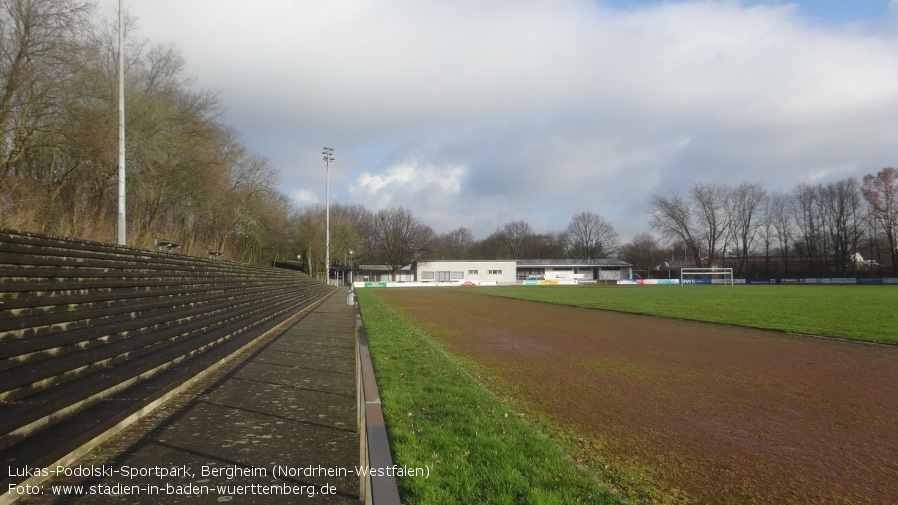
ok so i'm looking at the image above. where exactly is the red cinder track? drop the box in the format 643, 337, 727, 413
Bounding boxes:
372, 288, 898, 505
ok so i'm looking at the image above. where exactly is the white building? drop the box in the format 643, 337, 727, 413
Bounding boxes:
416, 260, 517, 285
354, 264, 415, 283
516, 259, 632, 282
415, 259, 632, 285
351, 258, 633, 287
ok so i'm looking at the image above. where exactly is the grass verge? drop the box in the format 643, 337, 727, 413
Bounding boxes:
356, 289, 622, 505
472, 284, 898, 344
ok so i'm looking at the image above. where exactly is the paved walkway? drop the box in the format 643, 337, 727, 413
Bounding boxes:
23, 290, 360, 504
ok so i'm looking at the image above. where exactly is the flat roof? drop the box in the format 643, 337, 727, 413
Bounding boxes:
364, 259, 633, 270
517, 258, 631, 267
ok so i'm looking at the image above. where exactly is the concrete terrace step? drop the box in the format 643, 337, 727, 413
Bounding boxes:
0, 285, 308, 400
10, 290, 362, 505
0, 229, 335, 496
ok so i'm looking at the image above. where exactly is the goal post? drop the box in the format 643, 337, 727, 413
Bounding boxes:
680, 267, 734, 286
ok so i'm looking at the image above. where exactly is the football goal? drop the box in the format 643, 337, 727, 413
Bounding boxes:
680, 267, 734, 286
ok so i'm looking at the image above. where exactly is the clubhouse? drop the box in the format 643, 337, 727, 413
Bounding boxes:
351, 258, 633, 285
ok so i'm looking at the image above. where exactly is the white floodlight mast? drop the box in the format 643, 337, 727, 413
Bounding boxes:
116, 0, 126, 245
323, 148, 334, 285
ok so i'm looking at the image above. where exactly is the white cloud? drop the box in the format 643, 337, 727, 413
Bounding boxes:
100, 0, 898, 241
291, 189, 318, 207
350, 160, 467, 207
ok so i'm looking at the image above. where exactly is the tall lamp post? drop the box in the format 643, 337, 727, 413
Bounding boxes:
323, 147, 334, 285
116, 0, 126, 245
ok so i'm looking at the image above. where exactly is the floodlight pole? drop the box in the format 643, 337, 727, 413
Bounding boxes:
116, 0, 126, 245
323, 147, 334, 285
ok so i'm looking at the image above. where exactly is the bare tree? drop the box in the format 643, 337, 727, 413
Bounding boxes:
527, 231, 567, 260
432, 226, 474, 260
371, 206, 434, 280
691, 182, 730, 267
0, 2, 302, 265
792, 184, 827, 275
791, 180, 866, 276
565, 211, 620, 259
759, 191, 794, 276
862, 167, 898, 275
496, 220, 534, 259
128, 45, 224, 249
335, 203, 375, 266
0, 0, 95, 229
620, 232, 665, 277
819, 178, 865, 274
470, 231, 502, 260
0, 0, 93, 174
650, 193, 703, 266
291, 204, 326, 278
726, 182, 766, 276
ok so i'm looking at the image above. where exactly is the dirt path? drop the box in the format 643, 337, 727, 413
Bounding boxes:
371, 288, 898, 505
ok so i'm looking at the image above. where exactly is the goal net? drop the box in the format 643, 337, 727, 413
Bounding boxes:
680, 267, 734, 286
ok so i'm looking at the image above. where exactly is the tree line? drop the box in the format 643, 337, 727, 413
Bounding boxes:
288, 205, 621, 280
292, 169, 898, 282
0, 0, 291, 263
648, 170, 898, 278
2, 1, 896, 279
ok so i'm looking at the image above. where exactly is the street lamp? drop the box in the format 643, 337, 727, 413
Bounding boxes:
323, 147, 334, 285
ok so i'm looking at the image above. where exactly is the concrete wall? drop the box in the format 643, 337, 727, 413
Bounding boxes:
416, 260, 517, 285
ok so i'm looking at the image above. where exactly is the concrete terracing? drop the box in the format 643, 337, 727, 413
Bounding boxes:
16, 290, 361, 504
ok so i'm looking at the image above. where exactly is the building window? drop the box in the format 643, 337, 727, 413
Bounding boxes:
451, 271, 464, 280
488, 269, 502, 275
422, 271, 434, 280
468, 270, 478, 275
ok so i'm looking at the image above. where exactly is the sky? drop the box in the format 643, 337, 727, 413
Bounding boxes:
96, 0, 898, 241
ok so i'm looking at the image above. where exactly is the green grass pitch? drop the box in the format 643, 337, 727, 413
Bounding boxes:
471, 284, 898, 345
